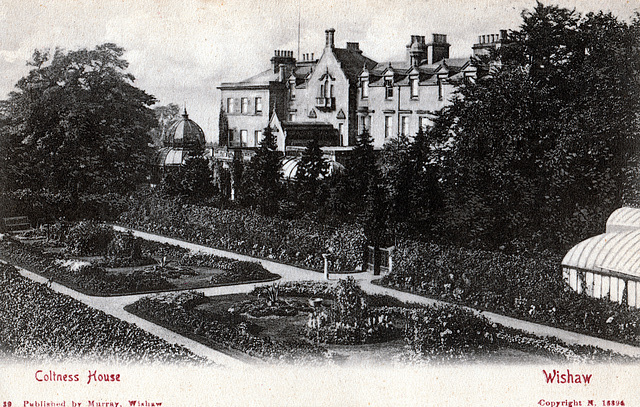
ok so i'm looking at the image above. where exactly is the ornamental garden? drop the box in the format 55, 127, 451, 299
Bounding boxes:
1, 3, 640, 365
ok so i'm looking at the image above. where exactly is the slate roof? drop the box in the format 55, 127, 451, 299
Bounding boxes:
368, 57, 474, 86
332, 47, 378, 82
219, 69, 279, 88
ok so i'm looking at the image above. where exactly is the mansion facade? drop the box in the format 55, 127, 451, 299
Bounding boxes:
217, 28, 495, 157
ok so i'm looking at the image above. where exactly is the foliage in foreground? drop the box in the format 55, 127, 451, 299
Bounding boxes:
381, 239, 640, 346
0, 262, 205, 364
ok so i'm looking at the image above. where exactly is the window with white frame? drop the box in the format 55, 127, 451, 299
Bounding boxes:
241, 98, 248, 114
401, 116, 409, 136
240, 130, 248, 146
411, 77, 419, 98
384, 116, 393, 138
227, 98, 234, 113
361, 79, 369, 99
254, 130, 261, 146
385, 79, 393, 99
255, 97, 262, 114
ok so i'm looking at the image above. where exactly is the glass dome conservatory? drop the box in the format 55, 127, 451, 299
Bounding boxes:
152, 108, 207, 183
562, 207, 640, 308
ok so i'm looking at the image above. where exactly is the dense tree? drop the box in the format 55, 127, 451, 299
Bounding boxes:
150, 103, 180, 147
330, 130, 378, 220
1, 44, 156, 197
295, 138, 329, 210
242, 126, 283, 215
218, 104, 229, 147
160, 154, 215, 200
380, 128, 442, 235
427, 4, 640, 251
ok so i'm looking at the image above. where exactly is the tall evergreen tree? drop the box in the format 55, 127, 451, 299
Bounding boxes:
332, 130, 378, 219
243, 126, 283, 215
218, 103, 229, 147
295, 138, 328, 210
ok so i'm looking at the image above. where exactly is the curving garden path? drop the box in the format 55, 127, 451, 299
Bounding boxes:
8, 226, 640, 367
112, 226, 640, 358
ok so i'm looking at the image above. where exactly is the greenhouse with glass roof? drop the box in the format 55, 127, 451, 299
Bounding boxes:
562, 207, 640, 308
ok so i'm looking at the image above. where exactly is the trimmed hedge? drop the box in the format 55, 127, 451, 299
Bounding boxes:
117, 191, 365, 272
380, 240, 640, 346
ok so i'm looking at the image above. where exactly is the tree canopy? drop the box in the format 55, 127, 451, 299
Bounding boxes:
424, 3, 640, 251
242, 126, 283, 215
0, 43, 157, 198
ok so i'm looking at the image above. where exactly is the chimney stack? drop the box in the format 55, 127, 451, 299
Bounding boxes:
346, 42, 361, 53
325, 28, 335, 49
271, 49, 296, 75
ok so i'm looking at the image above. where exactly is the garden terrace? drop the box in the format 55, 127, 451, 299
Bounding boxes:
117, 192, 365, 273
379, 239, 640, 348
0, 262, 207, 364
125, 280, 631, 365
0, 225, 279, 296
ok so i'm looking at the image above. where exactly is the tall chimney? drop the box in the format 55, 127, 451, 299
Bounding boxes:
325, 28, 335, 49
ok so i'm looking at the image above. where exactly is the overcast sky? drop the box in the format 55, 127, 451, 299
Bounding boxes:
1, 0, 638, 141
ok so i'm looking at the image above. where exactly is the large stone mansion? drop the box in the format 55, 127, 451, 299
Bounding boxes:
216, 28, 504, 170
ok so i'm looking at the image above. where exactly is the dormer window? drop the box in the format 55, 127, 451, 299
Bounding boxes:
361, 79, 369, 99
410, 77, 419, 99
385, 79, 393, 99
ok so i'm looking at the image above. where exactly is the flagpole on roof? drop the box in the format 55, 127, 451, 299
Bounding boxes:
297, 4, 301, 61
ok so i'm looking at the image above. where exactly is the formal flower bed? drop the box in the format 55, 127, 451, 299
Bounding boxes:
1, 227, 279, 294
0, 262, 206, 364
126, 291, 331, 364
208, 261, 278, 285
0, 236, 174, 295
117, 192, 365, 272
379, 240, 640, 347
126, 279, 625, 363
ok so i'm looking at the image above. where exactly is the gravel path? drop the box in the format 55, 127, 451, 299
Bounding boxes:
114, 226, 640, 358
7, 226, 640, 366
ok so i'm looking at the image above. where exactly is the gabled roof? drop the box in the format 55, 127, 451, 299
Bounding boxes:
366, 57, 477, 86
332, 47, 377, 82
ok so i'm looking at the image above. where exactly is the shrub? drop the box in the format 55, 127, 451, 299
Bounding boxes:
99, 232, 156, 268
64, 221, 115, 256
304, 278, 397, 345
404, 306, 498, 358
380, 239, 640, 347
